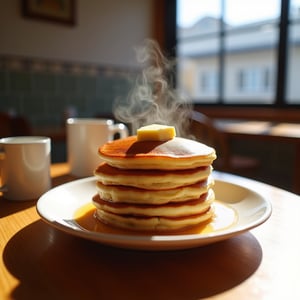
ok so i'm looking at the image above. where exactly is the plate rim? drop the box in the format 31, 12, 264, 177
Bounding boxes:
36, 175, 272, 250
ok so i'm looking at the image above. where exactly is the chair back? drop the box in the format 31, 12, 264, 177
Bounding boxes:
189, 110, 231, 169
0, 112, 13, 138
0, 112, 32, 138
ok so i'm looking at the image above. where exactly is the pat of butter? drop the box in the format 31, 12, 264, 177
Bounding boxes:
137, 124, 176, 141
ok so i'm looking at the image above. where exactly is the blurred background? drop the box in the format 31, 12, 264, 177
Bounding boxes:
0, 0, 299, 193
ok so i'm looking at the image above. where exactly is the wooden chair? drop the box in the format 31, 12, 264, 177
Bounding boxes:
11, 115, 32, 136
0, 112, 13, 138
0, 112, 32, 138
189, 110, 260, 175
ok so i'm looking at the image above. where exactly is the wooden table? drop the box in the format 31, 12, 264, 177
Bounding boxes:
215, 120, 300, 194
1, 163, 300, 299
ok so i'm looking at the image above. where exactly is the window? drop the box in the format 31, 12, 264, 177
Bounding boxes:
237, 68, 273, 92
287, 0, 300, 103
176, 0, 300, 106
201, 70, 218, 93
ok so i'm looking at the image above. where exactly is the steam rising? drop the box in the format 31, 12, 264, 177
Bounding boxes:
114, 39, 192, 137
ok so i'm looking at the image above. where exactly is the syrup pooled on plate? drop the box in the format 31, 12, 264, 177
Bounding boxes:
74, 200, 238, 236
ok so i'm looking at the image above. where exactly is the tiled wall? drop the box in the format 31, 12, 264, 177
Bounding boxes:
0, 55, 136, 128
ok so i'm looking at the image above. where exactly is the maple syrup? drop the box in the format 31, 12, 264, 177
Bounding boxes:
74, 200, 238, 236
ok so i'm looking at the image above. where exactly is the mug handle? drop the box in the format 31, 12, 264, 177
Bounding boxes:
0, 147, 8, 192
111, 123, 129, 139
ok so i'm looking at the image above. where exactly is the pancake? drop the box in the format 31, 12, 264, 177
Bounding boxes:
96, 177, 214, 204
94, 163, 212, 190
93, 189, 214, 218
93, 127, 217, 232
98, 136, 216, 170
95, 206, 214, 232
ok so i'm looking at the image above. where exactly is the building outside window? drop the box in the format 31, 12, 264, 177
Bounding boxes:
176, 0, 300, 106
201, 70, 218, 94
237, 67, 273, 92
287, 0, 300, 103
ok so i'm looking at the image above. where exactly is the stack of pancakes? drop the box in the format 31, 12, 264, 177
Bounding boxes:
93, 135, 217, 232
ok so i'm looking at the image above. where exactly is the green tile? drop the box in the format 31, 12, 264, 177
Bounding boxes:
22, 94, 46, 114
45, 95, 68, 113
57, 74, 77, 93
33, 73, 56, 92
2, 67, 136, 129
68, 95, 86, 113
0, 96, 23, 114
0, 71, 7, 92
77, 75, 97, 96
33, 113, 61, 127
0, 95, 15, 111
9, 71, 32, 92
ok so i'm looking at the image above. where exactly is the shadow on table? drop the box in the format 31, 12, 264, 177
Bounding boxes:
51, 173, 79, 187
3, 220, 262, 300
0, 197, 36, 218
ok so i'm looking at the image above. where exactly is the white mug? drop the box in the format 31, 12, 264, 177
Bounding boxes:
66, 118, 128, 177
0, 136, 51, 201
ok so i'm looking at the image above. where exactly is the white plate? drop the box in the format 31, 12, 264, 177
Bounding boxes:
36, 174, 272, 251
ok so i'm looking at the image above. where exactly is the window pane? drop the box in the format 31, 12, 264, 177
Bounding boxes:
177, 38, 220, 103
224, 0, 280, 26
223, 27, 278, 104
290, 0, 300, 20
177, 0, 221, 103
286, 0, 300, 104
176, 0, 280, 104
223, 0, 280, 104
177, 0, 221, 32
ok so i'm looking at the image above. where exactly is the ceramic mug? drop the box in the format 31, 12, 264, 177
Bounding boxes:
0, 136, 51, 201
66, 118, 128, 177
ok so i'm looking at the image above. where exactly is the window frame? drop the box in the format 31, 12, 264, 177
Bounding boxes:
162, 0, 300, 111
